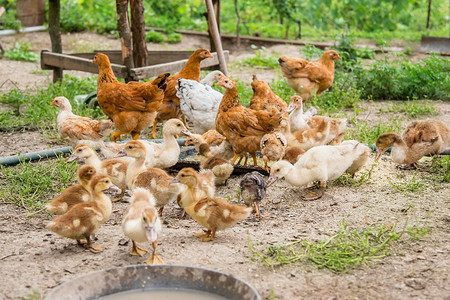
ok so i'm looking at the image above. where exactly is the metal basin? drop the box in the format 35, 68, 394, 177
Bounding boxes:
46, 264, 260, 300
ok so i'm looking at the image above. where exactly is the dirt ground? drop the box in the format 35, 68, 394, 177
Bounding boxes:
0, 31, 449, 300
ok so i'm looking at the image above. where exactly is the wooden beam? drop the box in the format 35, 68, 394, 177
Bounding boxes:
40, 51, 129, 78
205, 0, 228, 75
129, 51, 229, 80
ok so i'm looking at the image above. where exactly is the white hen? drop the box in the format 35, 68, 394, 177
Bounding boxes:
177, 71, 224, 134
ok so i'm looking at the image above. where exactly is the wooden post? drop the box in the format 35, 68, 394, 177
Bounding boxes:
130, 0, 148, 68
204, 0, 220, 52
48, 0, 63, 82
205, 0, 228, 76
426, 0, 432, 29
116, 0, 134, 82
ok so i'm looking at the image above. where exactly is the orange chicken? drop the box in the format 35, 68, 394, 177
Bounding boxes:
150, 49, 214, 139
279, 50, 341, 101
92, 53, 169, 142
249, 75, 287, 114
215, 76, 283, 166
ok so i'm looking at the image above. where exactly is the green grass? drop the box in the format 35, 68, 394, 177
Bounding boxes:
146, 30, 165, 43
430, 156, 450, 182
381, 100, 438, 118
249, 223, 400, 273
345, 118, 402, 145
390, 173, 425, 193
239, 47, 279, 69
333, 164, 375, 187
0, 156, 78, 214
406, 226, 429, 241
3, 42, 39, 62
0, 75, 102, 131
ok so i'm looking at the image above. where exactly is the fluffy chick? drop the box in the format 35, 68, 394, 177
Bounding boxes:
239, 171, 267, 218
198, 143, 234, 185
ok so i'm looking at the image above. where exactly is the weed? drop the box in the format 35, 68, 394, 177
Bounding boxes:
345, 118, 402, 145
268, 78, 293, 103
30, 69, 50, 76
406, 226, 429, 240
300, 44, 324, 60
430, 156, 450, 182
20, 291, 40, 300
333, 164, 375, 187
381, 100, 438, 118
390, 173, 425, 193
4, 42, 39, 62
166, 33, 182, 44
0, 156, 78, 214
146, 30, 165, 43
249, 223, 400, 273
240, 47, 279, 69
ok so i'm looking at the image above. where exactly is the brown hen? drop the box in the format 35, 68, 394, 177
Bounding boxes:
279, 50, 341, 101
92, 53, 170, 142
215, 76, 283, 166
250, 75, 287, 114
150, 48, 214, 138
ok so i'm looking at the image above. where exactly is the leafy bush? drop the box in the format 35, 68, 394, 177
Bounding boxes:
146, 30, 165, 43
240, 47, 279, 69
166, 32, 182, 44
3, 42, 39, 62
356, 57, 450, 101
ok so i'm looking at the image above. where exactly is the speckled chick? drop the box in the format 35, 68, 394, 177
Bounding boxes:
239, 171, 267, 218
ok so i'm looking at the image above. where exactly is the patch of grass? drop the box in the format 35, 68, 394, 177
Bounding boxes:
268, 77, 293, 103
345, 118, 402, 145
430, 156, 450, 182
0, 75, 102, 131
166, 32, 182, 44
390, 173, 425, 193
239, 47, 279, 69
406, 226, 429, 241
356, 56, 450, 101
314, 72, 361, 114
300, 44, 324, 60
4, 42, 39, 62
20, 291, 40, 300
30, 69, 50, 76
381, 100, 438, 118
0, 156, 78, 214
249, 223, 400, 273
146, 30, 165, 43
333, 164, 375, 187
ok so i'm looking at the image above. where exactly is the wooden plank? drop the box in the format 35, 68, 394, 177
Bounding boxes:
40, 51, 128, 78
130, 51, 229, 80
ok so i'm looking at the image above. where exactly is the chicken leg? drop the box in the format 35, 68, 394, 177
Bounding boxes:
253, 201, 267, 219
144, 241, 164, 264
130, 241, 148, 256
194, 230, 211, 237
200, 228, 216, 242
150, 120, 158, 139
252, 153, 258, 167
111, 131, 129, 142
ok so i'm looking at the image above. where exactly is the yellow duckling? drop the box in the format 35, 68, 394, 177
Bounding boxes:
198, 143, 234, 185
122, 188, 163, 264
45, 165, 96, 215
45, 175, 118, 252
376, 119, 450, 169
173, 168, 252, 242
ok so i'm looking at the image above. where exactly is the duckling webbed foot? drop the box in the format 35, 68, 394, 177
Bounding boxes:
130, 241, 148, 256
194, 230, 211, 238
302, 186, 325, 201
200, 229, 216, 242
144, 242, 164, 264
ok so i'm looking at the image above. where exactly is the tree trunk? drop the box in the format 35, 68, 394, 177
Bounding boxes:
426, 0, 432, 29
284, 23, 290, 40
296, 21, 301, 39
116, 0, 134, 81
205, 0, 221, 52
130, 0, 148, 68
234, 0, 241, 48
48, 0, 63, 82
205, 0, 228, 75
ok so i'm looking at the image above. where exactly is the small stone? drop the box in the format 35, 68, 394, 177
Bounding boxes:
405, 278, 426, 290
416, 249, 423, 253
352, 204, 358, 208
118, 239, 128, 246
330, 202, 338, 206
163, 220, 169, 225
34, 252, 42, 256
50, 241, 55, 244
180, 240, 185, 244
416, 256, 426, 260
290, 273, 296, 277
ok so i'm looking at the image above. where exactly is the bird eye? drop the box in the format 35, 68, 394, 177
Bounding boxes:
177, 124, 181, 127
181, 174, 185, 177
128, 145, 132, 149
276, 169, 280, 172
78, 149, 82, 152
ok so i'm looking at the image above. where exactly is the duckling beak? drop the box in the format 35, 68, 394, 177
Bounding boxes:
375, 148, 384, 161
115, 150, 127, 157
145, 226, 158, 243
67, 154, 78, 163
286, 102, 295, 113
266, 175, 278, 187
181, 129, 192, 136
107, 184, 121, 193
170, 178, 180, 184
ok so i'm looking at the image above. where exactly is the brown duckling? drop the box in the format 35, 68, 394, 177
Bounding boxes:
122, 188, 163, 264
45, 175, 119, 252
45, 165, 96, 215
376, 119, 450, 169
173, 168, 252, 242
260, 132, 287, 172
